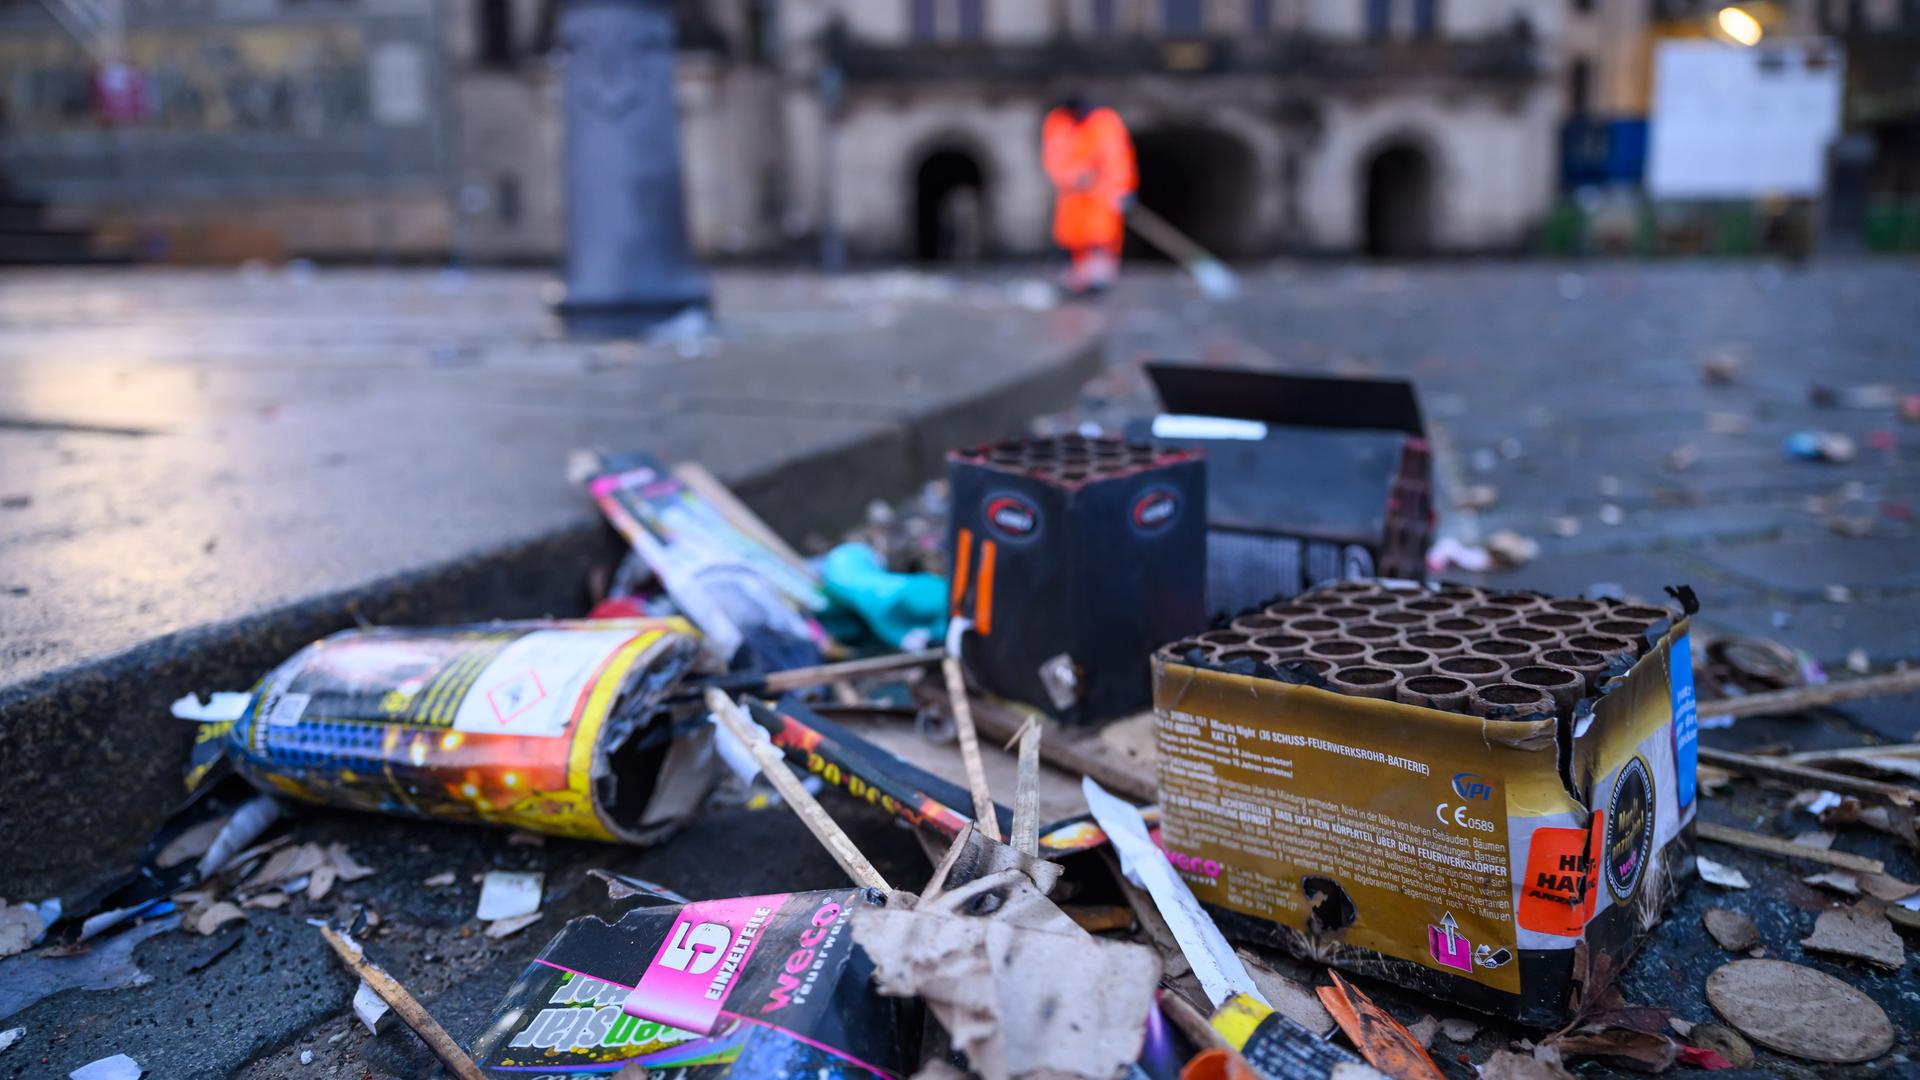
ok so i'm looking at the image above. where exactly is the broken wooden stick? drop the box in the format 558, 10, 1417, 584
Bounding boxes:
1157, 989, 1229, 1051
943, 621, 1002, 841
706, 688, 892, 892
969, 699, 1157, 802
1006, 714, 1043, 857
1695, 822, 1887, 875
1699, 667, 1920, 720
1785, 743, 1920, 763
317, 924, 487, 1080
1697, 747, 1920, 805
762, 648, 944, 693
671, 461, 815, 577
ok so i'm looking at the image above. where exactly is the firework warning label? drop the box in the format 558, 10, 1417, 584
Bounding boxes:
453, 629, 637, 738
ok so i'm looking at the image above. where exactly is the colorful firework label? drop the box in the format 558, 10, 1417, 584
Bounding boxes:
468, 888, 909, 1077
201, 619, 706, 843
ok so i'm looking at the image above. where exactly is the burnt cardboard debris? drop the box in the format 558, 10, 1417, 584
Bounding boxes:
466, 888, 912, 1078
1128, 364, 1433, 616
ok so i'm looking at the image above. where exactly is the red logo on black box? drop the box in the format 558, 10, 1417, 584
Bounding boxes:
1131, 488, 1179, 532
985, 495, 1038, 540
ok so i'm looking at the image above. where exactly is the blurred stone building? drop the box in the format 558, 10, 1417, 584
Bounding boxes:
4, 0, 1906, 263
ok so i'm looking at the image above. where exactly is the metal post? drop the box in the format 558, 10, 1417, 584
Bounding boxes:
816, 59, 846, 273
554, 0, 709, 335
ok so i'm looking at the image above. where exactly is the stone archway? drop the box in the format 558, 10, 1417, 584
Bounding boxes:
913, 147, 988, 262
1363, 142, 1434, 258
1132, 125, 1259, 259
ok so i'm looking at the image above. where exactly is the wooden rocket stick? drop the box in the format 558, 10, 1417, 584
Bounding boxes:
944, 618, 1002, 841
706, 687, 892, 892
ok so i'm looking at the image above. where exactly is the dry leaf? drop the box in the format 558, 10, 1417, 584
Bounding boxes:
1706, 959, 1894, 1063
241, 893, 287, 910
1791, 830, 1835, 850
1476, 1049, 1576, 1080
244, 843, 326, 889
1234, 948, 1335, 1036
155, 817, 230, 869
307, 864, 337, 902
1486, 530, 1539, 568
423, 871, 456, 888
485, 913, 544, 939
1688, 1024, 1754, 1069
1859, 872, 1920, 903
1696, 765, 1733, 796
1800, 903, 1905, 969
1803, 870, 1860, 895
0, 902, 45, 958
1544, 1027, 1677, 1072
1698, 857, 1751, 889
326, 843, 375, 882
192, 902, 247, 936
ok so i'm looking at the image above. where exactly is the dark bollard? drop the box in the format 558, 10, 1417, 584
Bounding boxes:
554, 0, 709, 336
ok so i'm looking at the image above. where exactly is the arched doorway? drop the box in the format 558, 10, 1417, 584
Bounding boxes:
1363, 143, 1433, 258
913, 148, 987, 262
1132, 127, 1259, 259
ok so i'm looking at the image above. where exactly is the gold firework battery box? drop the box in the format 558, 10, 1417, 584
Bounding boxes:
1152, 595, 1700, 1024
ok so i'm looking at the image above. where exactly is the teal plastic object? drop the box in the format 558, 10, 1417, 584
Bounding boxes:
820, 543, 947, 651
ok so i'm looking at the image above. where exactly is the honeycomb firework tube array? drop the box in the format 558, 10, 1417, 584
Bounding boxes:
1149, 578, 1701, 1023
945, 433, 1206, 724
1159, 580, 1683, 722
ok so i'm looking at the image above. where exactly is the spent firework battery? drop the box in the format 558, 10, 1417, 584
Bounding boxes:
189, 619, 716, 844
750, 697, 1157, 857
468, 887, 913, 1077
1126, 364, 1433, 617
946, 435, 1206, 725
1152, 580, 1700, 1024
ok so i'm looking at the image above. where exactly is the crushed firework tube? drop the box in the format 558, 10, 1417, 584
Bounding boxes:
1206, 994, 1361, 1080
185, 618, 716, 844
752, 697, 1155, 857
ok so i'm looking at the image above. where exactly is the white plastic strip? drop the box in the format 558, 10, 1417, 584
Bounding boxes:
1082, 777, 1269, 1009
170, 692, 253, 723
1150, 414, 1269, 441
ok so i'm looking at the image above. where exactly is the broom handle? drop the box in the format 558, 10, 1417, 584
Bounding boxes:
1126, 203, 1219, 268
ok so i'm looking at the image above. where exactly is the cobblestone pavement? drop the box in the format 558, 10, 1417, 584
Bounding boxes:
4, 260, 1915, 1080
1088, 259, 1920, 697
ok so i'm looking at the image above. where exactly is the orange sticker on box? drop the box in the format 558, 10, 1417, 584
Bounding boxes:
1518, 817, 1599, 936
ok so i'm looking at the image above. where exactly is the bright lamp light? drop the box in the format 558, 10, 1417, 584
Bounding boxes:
1717, 6, 1764, 46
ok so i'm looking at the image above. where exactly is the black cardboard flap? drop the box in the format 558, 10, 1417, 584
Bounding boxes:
1146, 362, 1426, 437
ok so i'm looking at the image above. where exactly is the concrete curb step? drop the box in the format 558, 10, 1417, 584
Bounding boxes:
0, 331, 1104, 900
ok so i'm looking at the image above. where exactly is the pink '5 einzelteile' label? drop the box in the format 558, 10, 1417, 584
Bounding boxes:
623, 893, 790, 1034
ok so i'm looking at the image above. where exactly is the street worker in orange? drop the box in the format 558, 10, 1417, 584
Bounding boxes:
1042, 96, 1137, 295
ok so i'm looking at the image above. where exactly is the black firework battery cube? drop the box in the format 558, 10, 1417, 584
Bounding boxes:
946, 435, 1206, 725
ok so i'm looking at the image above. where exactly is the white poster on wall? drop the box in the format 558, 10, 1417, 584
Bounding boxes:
369, 41, 429, 127
1647, 39, 1844, 199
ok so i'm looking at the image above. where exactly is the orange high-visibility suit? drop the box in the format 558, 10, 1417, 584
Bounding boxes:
1042, 105, 1136, 290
